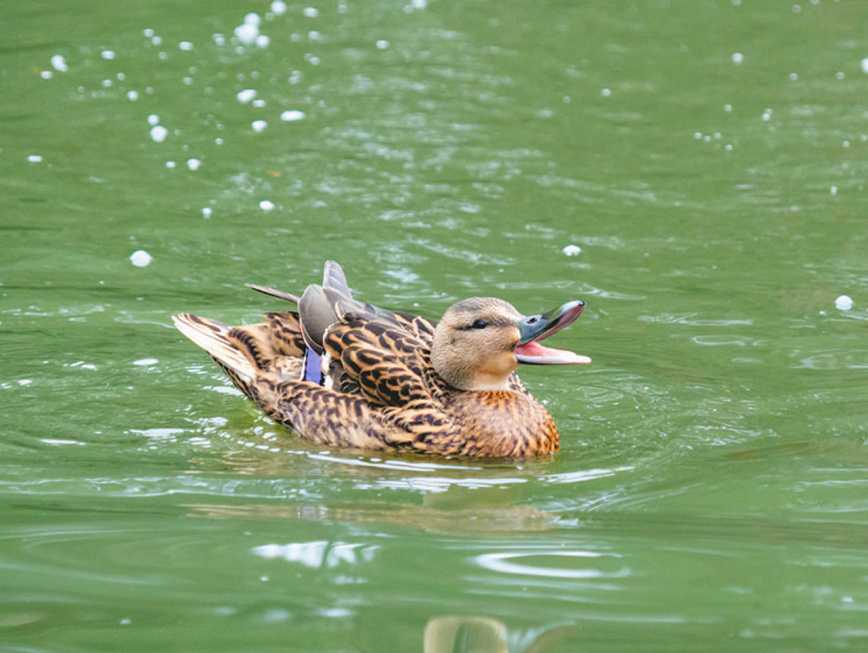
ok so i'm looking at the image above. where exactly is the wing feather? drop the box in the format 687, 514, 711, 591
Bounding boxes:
324, 319, 433, 407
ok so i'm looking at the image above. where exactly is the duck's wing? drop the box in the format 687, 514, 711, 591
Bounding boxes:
323, 318, 436, 408
173, 311, 305, 396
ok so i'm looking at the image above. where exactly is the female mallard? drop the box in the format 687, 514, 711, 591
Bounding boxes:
173, 261, 590, 457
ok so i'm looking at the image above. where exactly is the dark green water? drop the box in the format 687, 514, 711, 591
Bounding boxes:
2, 1, 866, 651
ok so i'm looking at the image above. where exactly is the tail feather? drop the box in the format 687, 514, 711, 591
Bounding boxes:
246, 284, 300, 304
173, 314, 257, 384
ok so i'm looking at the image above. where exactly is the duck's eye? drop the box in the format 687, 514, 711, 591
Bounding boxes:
471, 319, 487, 329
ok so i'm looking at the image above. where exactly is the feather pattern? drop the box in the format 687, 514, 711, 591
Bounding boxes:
173, 261, 589, 457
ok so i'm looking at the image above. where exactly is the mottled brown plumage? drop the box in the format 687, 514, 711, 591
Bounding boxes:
173, 261, 590, 458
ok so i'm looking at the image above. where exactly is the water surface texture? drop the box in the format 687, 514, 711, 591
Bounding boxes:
2, 1, 866, 651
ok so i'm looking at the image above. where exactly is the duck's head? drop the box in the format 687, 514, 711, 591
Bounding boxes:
431, 297, 590, 391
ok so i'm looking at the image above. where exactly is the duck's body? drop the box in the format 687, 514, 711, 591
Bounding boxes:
173, 261, 589, 458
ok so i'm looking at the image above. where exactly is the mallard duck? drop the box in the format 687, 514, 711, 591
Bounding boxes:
173, 261, 590, 457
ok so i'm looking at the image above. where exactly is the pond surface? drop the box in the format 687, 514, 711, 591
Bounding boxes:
2, 1, 866, 651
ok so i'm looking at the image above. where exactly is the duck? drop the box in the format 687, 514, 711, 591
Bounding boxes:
172, 261, 590, 457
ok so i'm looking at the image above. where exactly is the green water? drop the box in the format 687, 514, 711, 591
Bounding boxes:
2, 0, 866, 650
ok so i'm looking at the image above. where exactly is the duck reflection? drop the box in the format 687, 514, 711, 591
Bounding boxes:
183, 497, 558, 534
424, 616, 579, 653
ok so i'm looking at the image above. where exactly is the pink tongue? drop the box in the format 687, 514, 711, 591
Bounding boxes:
514, 341, 591, 365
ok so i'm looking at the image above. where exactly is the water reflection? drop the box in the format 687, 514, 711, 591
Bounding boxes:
424, 616, 581, 653
185, 499, 559, 534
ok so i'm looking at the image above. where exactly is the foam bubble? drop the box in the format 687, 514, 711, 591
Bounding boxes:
304, 7, 319, 17
40, 70, 53, 79
835, 295, 853, 311
260, 200, 275, 211
280, 109, 306, 122
256, 34, 271, 48
27, 154, 43, 163
130, 250, 152, 267
101, 49, 116, 60
187, 158, 202, 171
237, 88, 257, 103
562, 244, 581, 257
202, 207, 213, 218
376, 39, 389, 50
732, 52, 744, 64
235, 22, 259, 45
252, 120, 268, 132
149, 125, 168, 143
50, 54, 69, 72
179, 41, 194, 51
244, 12, 261, 26
147, 114, 160, 126
271, 1, 287, 15
862, 58, 868, 74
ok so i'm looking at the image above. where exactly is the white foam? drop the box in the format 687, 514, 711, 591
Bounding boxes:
147, 113, 160, 126
133, 358, 159, 366
40, 70, 53, 79
165, 161, 176, 168
252, 99, 266, 108
130, 250, 152, 267
202, 207, 213, 218
244, 12, 262, 26
237, 88, 257, 104
562, 244, 581, 257
179, 41, 194, 51
304, 7, 319, 17
27, 154, 43, 163
256, 34, 271, 48
152, 35, 163, 46
50, 54, 69, 72
101, 49, 116, 60
144, 28, 155, 38
376, 39, 389, 50
280, 109, 306, 122
187, 158, 202, 171
235, 22, 259, 45
149, 125, 168, 143
271, 0, 287, 15
260, 200, 275, 211
732, 52, 744, 64
835, 295, 853, 311
252, 119, 268, 132
862, 58, 868, 74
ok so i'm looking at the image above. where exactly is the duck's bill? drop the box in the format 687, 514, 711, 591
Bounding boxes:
515, 300, 591, 365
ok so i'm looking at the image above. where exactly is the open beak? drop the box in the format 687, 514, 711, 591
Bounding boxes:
514, 300, 591, 365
